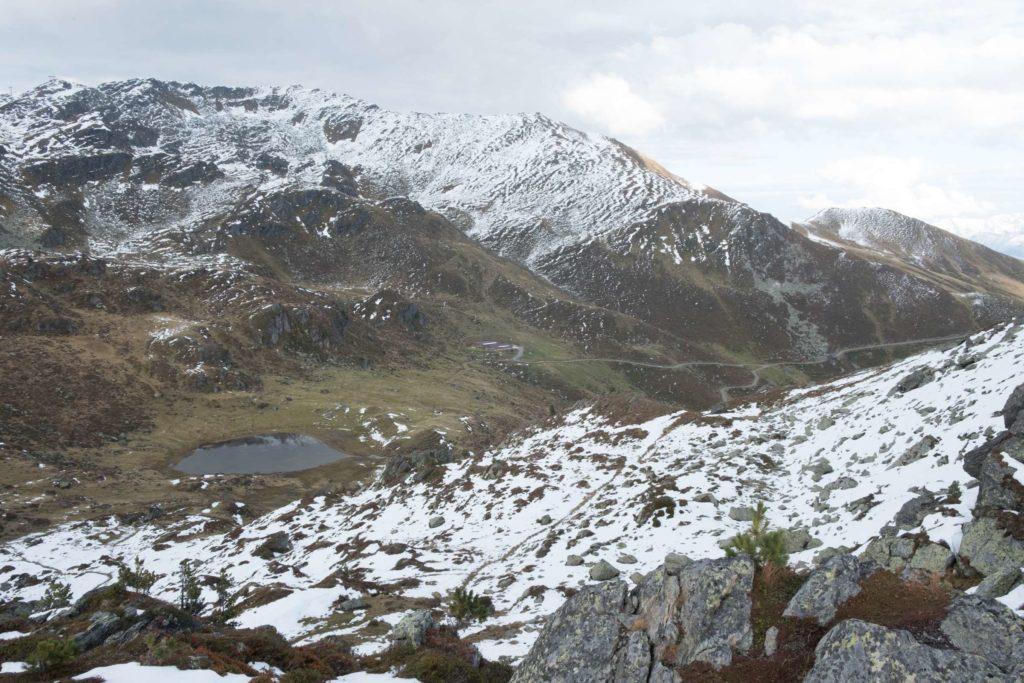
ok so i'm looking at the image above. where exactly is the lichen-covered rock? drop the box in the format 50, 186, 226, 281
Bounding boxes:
590, 560, 620, 581
512, 557, 754, 682
804, 619, 1004, 682
391, 609, 435, 649
907, 542, 953, 574
639, 556, 755, 669
959, 517, 1024, 576
940, 595, 1024, 677
783, 555, 869, 625
510, 581, 629, 683
664, 552, 692, 574
973, 567, 1023, 599
859, 536, 916, 573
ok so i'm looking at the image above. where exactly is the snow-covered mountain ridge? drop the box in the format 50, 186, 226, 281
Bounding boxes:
2, 78, 1023, 363
3, 321, 1022, 661
798, 207, 1024, 301
0, 78, 714, 266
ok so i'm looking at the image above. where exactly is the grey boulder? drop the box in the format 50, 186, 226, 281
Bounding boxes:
959, 517, 1024, 576
940, 594, 1024, 677
512, 557, 755, 682
783, 555, 870, 625
804, 619, 1004, 682
590, 560, 621, 581
391, 609, 435, 648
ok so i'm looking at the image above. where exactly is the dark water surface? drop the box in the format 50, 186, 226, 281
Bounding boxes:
174, 434, 347, 474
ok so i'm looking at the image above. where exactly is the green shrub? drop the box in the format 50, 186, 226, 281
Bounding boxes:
117, 556, 159, 594
724, 501, 788, 568
26, 637, 79, 672
38, 580, 72, 610
178, 559, 203, 614
448, 587, 494, 626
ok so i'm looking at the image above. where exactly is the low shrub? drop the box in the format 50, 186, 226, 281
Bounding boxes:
448, 587, 493, 626
26, 637, 79, 672
117, 556, 159, 594
38, 580, 72, 610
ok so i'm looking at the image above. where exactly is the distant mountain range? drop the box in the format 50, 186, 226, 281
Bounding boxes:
2, 78, 1023, 389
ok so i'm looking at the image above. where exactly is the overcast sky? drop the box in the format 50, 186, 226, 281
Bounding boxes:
2, 0, 1022, 255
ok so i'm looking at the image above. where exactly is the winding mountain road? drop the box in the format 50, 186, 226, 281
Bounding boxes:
499, 332, 969, 404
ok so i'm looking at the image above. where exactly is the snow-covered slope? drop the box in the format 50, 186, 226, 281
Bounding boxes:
3, 322, 1022, 660
798, 207, 1024, 299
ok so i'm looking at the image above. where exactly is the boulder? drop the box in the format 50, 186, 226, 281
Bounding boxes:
1002, 382, 1024, 433
782, 528, 822, 553
73, 611, 123, 651
890, 366, 936, 395
973, 567, 1023, 599
428, 515, 445, 528
859, 536, 916, 573
783, 555, 870, 625
804, 619, 1004, 682
391, 609, 435, 649
512, 557, 755, 682
940, 594, 1024, 677
959, 517, 1024, 576
888, 435, 939, 469
892, 491, 940, 530
638, 557, 755, 669
975, 450, 1024, 514
906, 542, 953, 574
565, 555, 584, 567
510, 581, 631, 683
664, 552, 692, 575
617, 554, 637, 565
589, 560, 620, 581
728, 506, 756, 522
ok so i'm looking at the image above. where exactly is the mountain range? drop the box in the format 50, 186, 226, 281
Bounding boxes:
3, 78, 1023, 377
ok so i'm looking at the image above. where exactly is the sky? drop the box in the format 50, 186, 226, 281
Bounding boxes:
2, 0, 1022, 256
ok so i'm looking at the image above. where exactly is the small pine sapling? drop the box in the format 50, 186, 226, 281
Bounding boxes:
725, 501, 788, 568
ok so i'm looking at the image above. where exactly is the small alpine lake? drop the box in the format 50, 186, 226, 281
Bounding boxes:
173, 433, 348, 474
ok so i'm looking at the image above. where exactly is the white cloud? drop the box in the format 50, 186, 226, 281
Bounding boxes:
613, 22, 1024, 134
798, 155, 1024, 256
562, 73, 664, 138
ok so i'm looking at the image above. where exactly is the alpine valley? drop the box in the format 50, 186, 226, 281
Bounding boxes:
1, 79, 1023, 683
